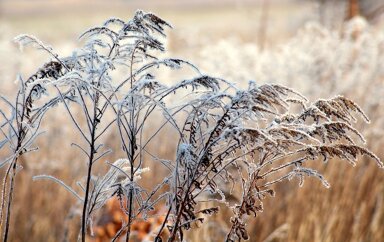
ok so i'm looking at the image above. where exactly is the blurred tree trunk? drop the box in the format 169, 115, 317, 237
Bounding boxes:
316, 0, 383, 24
318, 0, 326, 24
346, 0, 360, 20
258, 0, 269, 51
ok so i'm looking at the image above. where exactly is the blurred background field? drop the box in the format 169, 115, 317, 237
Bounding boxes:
1, 0, 384, 241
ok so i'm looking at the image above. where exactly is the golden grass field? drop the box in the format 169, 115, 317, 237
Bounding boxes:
1, 1, 384, 241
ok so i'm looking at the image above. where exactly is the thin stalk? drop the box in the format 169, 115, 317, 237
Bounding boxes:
80, 40, 117, 242
2, 160, 17, 242
80, 114, 97, 242
2, 92, 27, 242
81, 93, 99, 242
125, 41, 139, 242
154, 204, 172, 241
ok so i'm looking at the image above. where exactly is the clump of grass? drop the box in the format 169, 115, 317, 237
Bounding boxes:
0, 61, 64, 241
0, 10, 382, 242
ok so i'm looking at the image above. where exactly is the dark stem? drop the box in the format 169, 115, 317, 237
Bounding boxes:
125, 130, 135, 241
2, 160, 17, 242
80, 100, 99, 242
3, 101, 26, 242
80, 39, 117, 241
124, 41, 139, 242
154, 204, 172, 241
125, 189, 134, 242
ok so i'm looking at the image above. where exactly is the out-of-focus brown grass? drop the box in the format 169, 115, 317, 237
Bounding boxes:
4, 118, 384, 242
247, 157, 384, 242
1, 1, 384, 242
185, 157, 384, 242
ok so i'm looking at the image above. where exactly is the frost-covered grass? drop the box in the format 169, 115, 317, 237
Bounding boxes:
0, 4, 384, 241
0, 11, 383, 241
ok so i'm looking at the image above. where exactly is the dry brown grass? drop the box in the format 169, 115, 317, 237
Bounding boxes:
182, 154, 384, 242
5, 137, 384, 242
248, 157, 384, 242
